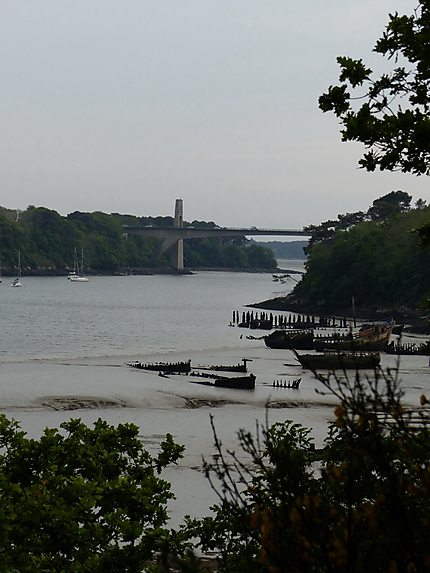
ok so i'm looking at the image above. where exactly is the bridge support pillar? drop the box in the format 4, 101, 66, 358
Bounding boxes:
172, 199, 184, 271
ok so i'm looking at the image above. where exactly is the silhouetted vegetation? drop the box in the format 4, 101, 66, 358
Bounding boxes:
176, 367, 430, 573
0, 206, 276, 274
319, 1, 430, 176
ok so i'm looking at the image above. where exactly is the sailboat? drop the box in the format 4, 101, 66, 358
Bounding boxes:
11, 251, 22, 287
68, 247, 89, 282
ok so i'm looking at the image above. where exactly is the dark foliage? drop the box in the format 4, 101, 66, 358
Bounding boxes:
319, 1, 430, 175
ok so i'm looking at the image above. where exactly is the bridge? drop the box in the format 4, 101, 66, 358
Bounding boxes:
124, 199, 310, 271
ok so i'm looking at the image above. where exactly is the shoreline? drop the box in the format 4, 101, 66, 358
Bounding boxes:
248, 296, 430, 334
3, 260, 306, 278
4, 267, 279, 278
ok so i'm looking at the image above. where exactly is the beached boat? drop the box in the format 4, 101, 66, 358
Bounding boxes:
358, 323, 393, 340
195, 358, 251, 373
391, 324, 405, 336
264, 329, 314, 350
128, 359, 192, 374
214, 374, 256, 389
296, 351, 381, 370
271, 378, 301, 389
314, 323, 392, 352
191, 373, 256, 390
386, 340, 430, 356
314, 337, 389, 352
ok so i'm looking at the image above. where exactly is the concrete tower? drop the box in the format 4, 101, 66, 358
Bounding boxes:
173, 199, 184, 271
174, 198, 183, 228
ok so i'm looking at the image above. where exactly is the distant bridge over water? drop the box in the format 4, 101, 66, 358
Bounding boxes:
124, 199, 311, 271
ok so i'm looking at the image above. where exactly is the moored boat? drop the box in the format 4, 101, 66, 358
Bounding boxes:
68, 247, 89, 282
11, 250, 22, 287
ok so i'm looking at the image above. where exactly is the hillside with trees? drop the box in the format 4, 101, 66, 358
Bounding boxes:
264, 191, 430, 315
0, 206, 276, 274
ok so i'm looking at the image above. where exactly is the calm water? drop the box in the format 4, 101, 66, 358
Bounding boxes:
1, 262, 304, 362
0, 262, 314, 524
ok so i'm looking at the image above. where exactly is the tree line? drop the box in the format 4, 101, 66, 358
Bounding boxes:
0, 205, 276, 274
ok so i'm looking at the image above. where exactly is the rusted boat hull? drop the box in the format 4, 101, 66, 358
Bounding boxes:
214, 374, 256, 389
297, 352, 381, 370
128, 359, 191, 374
264, 330, 315, 350
314, 339, 389, 352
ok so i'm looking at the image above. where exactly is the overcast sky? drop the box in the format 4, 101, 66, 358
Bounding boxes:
1, 1, 427, 228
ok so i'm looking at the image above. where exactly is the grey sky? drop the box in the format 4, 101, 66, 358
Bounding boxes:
1, 1, 427, 228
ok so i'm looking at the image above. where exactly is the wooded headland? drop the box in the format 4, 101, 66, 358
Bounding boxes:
255, 192, 430, 328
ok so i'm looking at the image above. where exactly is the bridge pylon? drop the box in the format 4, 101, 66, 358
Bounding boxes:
171, 199, 184, 271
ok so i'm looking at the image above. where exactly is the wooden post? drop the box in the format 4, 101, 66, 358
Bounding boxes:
352, 295, 357, 328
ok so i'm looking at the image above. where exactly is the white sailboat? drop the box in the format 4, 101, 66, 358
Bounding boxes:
68, 247, 89, 282
11, 251, 22, 287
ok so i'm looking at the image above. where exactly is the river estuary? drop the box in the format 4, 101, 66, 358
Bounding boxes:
1, 261, 428, 525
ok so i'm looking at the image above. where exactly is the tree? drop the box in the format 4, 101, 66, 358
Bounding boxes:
303, 220, 338, 253
319, 2, 430, 175
336, 211, 366, 230
0, 416, 185, 573
245, 244, 277, 269
367, 190, 412, 221
183, 366, 430, 572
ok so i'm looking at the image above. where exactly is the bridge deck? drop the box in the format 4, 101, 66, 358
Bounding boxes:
124, 225, 310, 237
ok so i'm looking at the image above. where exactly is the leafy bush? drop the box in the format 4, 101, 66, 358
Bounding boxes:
0, 416, 185, 573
